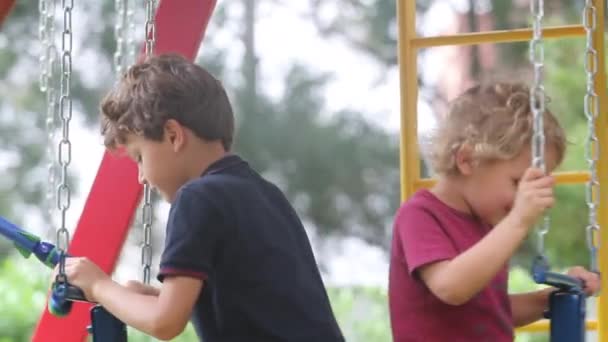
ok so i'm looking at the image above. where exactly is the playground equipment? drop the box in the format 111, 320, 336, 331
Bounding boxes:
0, 215, 125, 341
396, 0, 606, 340
526, 1, 598, 341
0, 215, 70, 269
0, 0, 216, 341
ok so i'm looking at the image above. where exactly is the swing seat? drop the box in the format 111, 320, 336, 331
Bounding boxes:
544, 289, 587, 342
533, 255, 587, 341
88, 305, 127, 342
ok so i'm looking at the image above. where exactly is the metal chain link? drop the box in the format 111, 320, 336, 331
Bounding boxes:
144, 0, 156, 58
39, 0, 60, 233
114, 0, 127, 76
583, 0, 600, 273
126, 0, 137, 66
115, 0, 138, 77
44, 73, 60, 232
39, 0, 50, 91
141, 0, 157, 285
142, 188, 153, 284
529, 0, 549, 256
56, 0, 74, 279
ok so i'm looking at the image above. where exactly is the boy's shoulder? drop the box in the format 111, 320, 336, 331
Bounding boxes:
394, 189, 471, 232
396, 189, 440, 217
180, 154, 256, 192
176, 154, 283, 208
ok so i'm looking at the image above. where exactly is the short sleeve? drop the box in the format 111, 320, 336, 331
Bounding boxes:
395, 204, 458, 275
157, 187, 225, 282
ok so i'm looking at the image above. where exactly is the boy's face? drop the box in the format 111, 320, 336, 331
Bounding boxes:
462, 146, 559, 226
123, 132, 183, 202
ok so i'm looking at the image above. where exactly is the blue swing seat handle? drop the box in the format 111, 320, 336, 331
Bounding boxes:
535, 271, 583, 291
55, 281, 88, 302
532, 255, 583, 291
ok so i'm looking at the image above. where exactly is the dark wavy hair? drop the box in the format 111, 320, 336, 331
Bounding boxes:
101, 53, 234, 151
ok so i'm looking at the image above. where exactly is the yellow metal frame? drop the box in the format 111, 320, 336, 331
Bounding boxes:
396, 0, 606, 338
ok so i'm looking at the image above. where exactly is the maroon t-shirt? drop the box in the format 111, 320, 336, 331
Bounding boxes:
389, 190, 513, 341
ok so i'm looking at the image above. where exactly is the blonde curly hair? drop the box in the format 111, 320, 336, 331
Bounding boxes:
427, 82, 566, 175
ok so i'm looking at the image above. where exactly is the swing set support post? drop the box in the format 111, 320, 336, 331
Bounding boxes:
31, 1, 217, 341
592, 0, 608, 340
396, 0, 419, 202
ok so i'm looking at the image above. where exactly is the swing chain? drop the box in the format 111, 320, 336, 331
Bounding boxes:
529, 0, 549, 256
142, 189, 153, 284
144, 0, 156, 58
56, 0, 74, 278
39, 0, 55, 92
126, 0, 137, 66
141, 0, 156, 285
114, 0, 127, 76
38, 0, 47, 89
115, 0, 137, 77
38, 0, 48, 91
39, 0, 60, 232
583, 0, 600, 273
45, 72, 60, 233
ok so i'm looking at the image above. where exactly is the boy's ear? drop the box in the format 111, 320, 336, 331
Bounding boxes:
455, 144, 474, 176
164, 119, 186, 152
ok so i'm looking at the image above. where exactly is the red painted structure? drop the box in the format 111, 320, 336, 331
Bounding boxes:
0, 0, 15, 28
29, 1, 217, 341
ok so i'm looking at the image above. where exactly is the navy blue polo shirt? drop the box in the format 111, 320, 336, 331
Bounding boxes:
157, 154, 344, 342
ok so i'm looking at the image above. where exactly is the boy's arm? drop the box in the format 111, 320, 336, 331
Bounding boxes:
124, 280, 161, 296
93, 276, 203, 340
419, 168, 553, 305
418, 214, 529, 305
510, 288, 551, 327
510, 267, 600, 327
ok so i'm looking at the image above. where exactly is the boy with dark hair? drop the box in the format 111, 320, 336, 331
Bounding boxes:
60, 53, 344, 342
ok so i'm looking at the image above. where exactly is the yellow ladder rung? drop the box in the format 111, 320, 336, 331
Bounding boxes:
410, 25, 585, 48
517, 319, 598, 333
413, 171, 590, 191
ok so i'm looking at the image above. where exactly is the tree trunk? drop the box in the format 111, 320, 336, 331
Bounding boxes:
467, 0, 481, 79
242, 0, 257, 112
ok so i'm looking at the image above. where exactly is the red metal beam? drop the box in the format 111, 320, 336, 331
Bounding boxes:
32, 1, 216, 341
0, 0, 15, 28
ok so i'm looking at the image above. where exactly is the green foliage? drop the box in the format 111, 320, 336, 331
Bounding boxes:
327, 286, 391, 342
0, 257, 596, 342
0, 255, 200, 341
0, 257, 48, 342
0, 254, 391, 342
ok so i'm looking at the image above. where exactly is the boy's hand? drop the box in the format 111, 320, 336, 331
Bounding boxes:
567, 266, 601, 296
508, 167, 555, 229
52, 257, 110, 302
